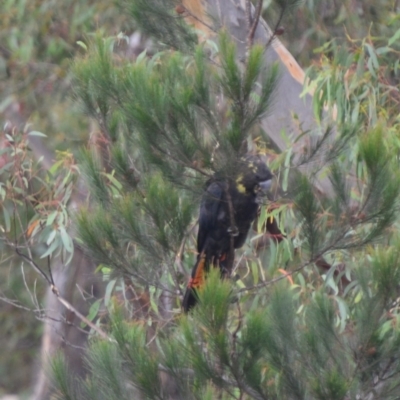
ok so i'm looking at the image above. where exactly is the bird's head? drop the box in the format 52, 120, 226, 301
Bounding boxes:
236, 155, 273, 194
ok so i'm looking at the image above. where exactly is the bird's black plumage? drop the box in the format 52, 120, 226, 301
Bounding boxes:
182, 155, 272, 312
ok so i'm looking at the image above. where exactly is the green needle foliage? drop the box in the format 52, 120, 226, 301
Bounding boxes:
51, 0, 400, 399
72, 30, 280, 291
120, 0, 198, 53
52, 257, 400, 399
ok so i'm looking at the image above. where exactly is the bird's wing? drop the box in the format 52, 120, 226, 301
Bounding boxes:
182, 181, 227, 312
197, 180, 225, 253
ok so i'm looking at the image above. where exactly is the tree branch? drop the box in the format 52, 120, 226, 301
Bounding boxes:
247, 0, 263, 50
14, 248, 113, 342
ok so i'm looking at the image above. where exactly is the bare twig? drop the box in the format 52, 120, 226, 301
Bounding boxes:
232, 301, 242, 347
51, 284, 113, 341
265, 2, 287, 49
20, 263, 40, 309
0, 291, 97, 339
237, 257, 313, 293
42, 314, 95, 336
247, 0, 264, 50
179, 5, 217, 34
176, 218, 199, 277
245, 0, 253, 29
224, 182, 237, 275
15, 247, 50, 285
158, 364, 266, 400
15, 247, 113, 342
0, 293, 43, 313
47, 255, 55, 285
238, 224, 354, 294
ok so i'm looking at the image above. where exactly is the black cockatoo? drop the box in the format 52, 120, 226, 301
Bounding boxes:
182, 155, 273, 312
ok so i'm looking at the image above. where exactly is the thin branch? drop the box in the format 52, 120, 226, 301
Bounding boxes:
0, 293, 43, 313
52, 286, 113, 341
55, 331, 88, 351
239, 258, 313, 294
47, 255, 55, 286
231, 301, 242, 350
245, 0, 253, 30
0, 291, 98, 339
158, 364, 266, 400
238, 224, 353, 294
39, 312, 98, 337
20, 263, 40, 309
15, 247, 114, 342
265, 2, 286, 49
247, 0, 264, 50
15, 247, 51, 284
224, 182, 237, 275
179, 5, 217, 34
176, 218, 199, 277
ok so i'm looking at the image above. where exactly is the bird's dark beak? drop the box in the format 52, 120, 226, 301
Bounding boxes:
259, 178, 272, 192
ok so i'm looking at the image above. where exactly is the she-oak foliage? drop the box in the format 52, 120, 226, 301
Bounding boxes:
52, 0, 400, 399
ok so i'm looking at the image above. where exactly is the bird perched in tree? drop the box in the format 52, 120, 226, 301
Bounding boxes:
182, 155, 273, 312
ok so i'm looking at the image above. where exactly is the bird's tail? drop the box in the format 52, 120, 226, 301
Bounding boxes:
182, 252, 208, 312
182, 252, 230, 312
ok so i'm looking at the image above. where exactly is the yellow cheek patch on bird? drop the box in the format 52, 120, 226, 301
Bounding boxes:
236, 174, 246, 193
237, 183, 246, 193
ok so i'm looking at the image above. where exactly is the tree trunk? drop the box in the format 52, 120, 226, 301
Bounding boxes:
32, 248, 100, 400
